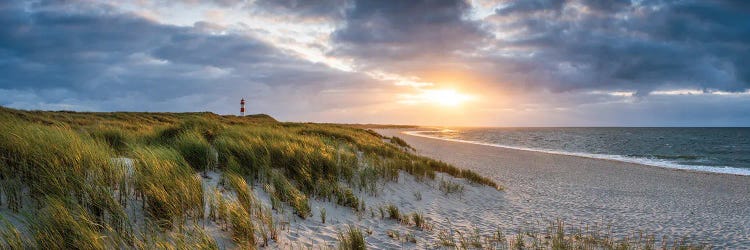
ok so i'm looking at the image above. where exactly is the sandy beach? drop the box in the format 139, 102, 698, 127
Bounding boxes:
377, 129, 750, 248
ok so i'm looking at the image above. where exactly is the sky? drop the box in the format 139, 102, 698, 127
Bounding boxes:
1, 0, 749, 126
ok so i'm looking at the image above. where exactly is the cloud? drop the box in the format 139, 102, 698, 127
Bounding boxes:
253, 0, 351, 19
0, 0, 748, 125
0, 0, 386, 118
480, 0, 750, 94
318, 0, 749, 95
494, 0, 567, 15
331, 0, 489, 62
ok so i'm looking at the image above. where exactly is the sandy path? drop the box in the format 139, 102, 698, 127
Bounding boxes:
377, 129, 750, 248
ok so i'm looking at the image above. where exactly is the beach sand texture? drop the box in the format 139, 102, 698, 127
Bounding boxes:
377, 129, 750, 248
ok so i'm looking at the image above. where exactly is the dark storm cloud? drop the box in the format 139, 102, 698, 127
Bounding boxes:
0, 0, 382, 114
311, 0, 749, 94
151, 31, 288, 68
494, 0, 567, 15
330, 0, 489, 61
475, 0, 750, 94
495, 0, 630, 15
0, 3, 176, 92
253, 0, 350, 19
163, 0, 247, 7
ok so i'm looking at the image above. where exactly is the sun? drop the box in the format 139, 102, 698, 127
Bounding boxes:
421, 89, 474, 106
400, 89, 476, 107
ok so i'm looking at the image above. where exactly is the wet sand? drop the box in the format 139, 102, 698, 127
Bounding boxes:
377, 129, 750, 248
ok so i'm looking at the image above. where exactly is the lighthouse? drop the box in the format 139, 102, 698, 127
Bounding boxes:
240, 98, 246, 116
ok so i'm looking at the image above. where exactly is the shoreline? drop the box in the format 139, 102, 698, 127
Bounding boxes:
376, 128, 750, 248
402, 130, 750, 176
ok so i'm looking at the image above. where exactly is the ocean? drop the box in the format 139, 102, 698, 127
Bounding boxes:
408, 127, 750, 175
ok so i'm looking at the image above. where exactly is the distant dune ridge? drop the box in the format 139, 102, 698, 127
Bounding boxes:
0, 107, 711, 249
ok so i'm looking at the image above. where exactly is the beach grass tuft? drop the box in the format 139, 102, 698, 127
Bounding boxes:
338, 225, 366, 250
133, 146, 203, 229
386, 204, 401, 220
389, 136, 414, 151
228, 202, 256, 247
439, 178, 465, 195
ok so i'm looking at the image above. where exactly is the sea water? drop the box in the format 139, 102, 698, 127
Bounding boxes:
408, 127, 750, 175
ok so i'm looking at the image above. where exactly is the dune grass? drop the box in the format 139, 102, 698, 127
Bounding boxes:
228, 202, 255, 247
433, 219, 709, 250
133, 146, 203, 229
338, 225, 366, 250
1, 106, 707, 249
389, 136, 414, 151
0, 106, 502, 248
29, 198, 112, 249
386, 204, 401, 220
439, 178, 465, 195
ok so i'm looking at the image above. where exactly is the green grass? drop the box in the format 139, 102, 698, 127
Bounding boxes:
133, 146, 203, 229
225, 172, 256, 212
268, 170, 311, 218
228, 202, 256, 247
335, 186, 360, 210
320, 208, 327, 224
389, 136, 414, 151
0, 216, 27, 249
0, 106, 708, 249
439, 178, 465, 195
386, 204, 400, 220
89, 126, 131, 153
173, 131, 214, 172
412, 212, 425, 229
338, 225, 366, 250
29, 198, 111, 249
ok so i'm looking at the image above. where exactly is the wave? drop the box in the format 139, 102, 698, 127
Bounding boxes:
404, 130, 750, 176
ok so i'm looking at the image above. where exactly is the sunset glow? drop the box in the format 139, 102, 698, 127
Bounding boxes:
399, 89, 476, 107
0, 0, 747, 126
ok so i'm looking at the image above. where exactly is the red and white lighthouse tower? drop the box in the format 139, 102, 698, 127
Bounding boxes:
240, 98, 246, 116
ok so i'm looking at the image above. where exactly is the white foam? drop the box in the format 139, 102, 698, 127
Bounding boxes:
404, 131, 750, 176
